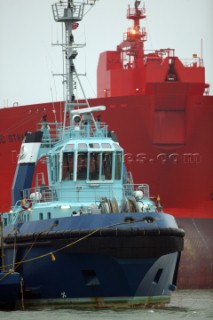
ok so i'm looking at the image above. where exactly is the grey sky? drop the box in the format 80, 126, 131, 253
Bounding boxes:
0, 0, 212, 107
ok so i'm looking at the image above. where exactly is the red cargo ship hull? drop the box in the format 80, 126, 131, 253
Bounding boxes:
0, 1, 212, 288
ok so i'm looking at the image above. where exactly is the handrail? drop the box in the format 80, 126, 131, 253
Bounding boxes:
20, 183, 151, 205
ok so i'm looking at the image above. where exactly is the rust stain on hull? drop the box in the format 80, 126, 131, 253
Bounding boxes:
176, 218, 213, 289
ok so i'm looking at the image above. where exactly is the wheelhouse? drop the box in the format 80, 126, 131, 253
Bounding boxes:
48, 140, 123, 184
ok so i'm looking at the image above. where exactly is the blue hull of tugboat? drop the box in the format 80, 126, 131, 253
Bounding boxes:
3, 212, 183, 308
0, 272, 22, 310
16, 252, 178, 308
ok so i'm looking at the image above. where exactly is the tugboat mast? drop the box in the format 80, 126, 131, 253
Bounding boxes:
52, 1, 97, 126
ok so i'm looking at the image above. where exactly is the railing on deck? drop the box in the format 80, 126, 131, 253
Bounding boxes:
123, 183, 150, 199
127, 5, 146, 19
22, 184, 116, 204
37, 122, 62, 146
21, 184, 150, 205
52, 1, 84, 22
37, 121, 109, 147
181, 57, 204, 68
144, 49, 204, 68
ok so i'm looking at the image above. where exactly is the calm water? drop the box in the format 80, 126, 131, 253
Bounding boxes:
0, 290, 212, 320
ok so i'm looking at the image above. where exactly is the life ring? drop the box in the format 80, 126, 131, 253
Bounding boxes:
21, 199, 32, 210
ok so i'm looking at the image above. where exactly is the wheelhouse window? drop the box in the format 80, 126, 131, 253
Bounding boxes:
115, 151, 122, 180
89, 143, 100, 149
89, 152, 100, 180
64, 144, 74, 151
102, 143, 111, 149
77, 152, 88, 180
62, 152, 74, 180
102, 152, 112, 180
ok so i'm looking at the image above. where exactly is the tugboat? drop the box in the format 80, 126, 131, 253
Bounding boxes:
1, 1, 184, 309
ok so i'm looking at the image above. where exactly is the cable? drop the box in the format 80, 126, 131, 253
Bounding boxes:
1, 218, 141, 272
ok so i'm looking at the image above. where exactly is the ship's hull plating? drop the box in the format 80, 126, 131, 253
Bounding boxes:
4, 246, 179, 309
3, 212, 183, 308
176, 218, 213, 289
23, 252, 179, 308
0, 272, 22, 310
